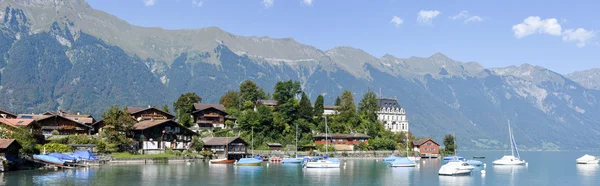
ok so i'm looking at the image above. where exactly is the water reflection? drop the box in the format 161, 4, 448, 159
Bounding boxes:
576, 164, 599, 186
387, 166, 415, 184
439, 175, 473, 186
303, 168, 341, 184
234, 165, 263, 179
492, 166, 526, 186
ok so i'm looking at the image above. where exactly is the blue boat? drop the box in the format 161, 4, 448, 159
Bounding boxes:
383, 155, 398, 162
443, 155, 464, 161
237, 158, 263, 166
33, 155, 66, 165
71, 150, 99, 161
281, 158, 303, 164
466, 159, 483, 166
390, 157, 416, 167
48, 152, 77, 162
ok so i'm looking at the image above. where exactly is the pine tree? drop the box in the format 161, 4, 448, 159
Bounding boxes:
162, 104, 170, 114
298, 92, 313, 120
314, 94, 324, 117
334, 96, 341, 106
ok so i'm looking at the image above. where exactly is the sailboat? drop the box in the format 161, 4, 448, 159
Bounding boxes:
210, 132, 235, 164
493, 120, 526, 165
304, 116, 341, 168
282, 123, 303, 164
576, 154, 599, 164
390, 132, 416, 167
236, 127, 263, 166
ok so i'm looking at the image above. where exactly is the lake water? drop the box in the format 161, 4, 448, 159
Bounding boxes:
1, 151, 598, 186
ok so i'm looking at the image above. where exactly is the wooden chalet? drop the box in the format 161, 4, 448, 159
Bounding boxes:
0, 139, 21, 161
132, 119, 198, 154
41, 111, 95, 125
0, 118, 44, 142
412, 138, 439, 158
267, 143, 282, 151
191, 104, 233, 131
91, 106, 172, 134
255, 99, 278, 108
17, 114, 92, 135
202, 137, 248, 160
0, 109, 16, 119
313, 133, 371, 151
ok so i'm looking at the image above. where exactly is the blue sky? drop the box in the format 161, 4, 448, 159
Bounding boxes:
86, 0, 599, 74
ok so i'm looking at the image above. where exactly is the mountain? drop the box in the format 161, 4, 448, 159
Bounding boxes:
1, 0, 600, 150
566, 68, 600, 90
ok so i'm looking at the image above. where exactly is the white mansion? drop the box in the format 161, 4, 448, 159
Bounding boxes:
376, 98, 409, 132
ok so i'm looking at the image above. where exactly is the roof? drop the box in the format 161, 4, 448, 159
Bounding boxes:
0, 118, 36, 127
202, 137, 247, 146
313, 133, 371, 139
127, 107, 174, 118
256, 99, 278, 106
0, 139, 20, 149
193, 104, 227, 113
267, 143, 282, 146
413, 138, 439, 146
34, 115, 92, 129
377, 98, 402, 109
133, 119, 198, 135
66, 117, 94, 124
0, 109, 17, 118
323, 105, 339, 109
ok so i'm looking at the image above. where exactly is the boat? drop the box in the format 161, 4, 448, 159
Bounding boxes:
576, 154, 599, 164
407, 156, 421, 162
210, 158, 236, 164
390, 157, 416, 167
438, 160, 475, 176
493, 120, 526, 165
47, 152, 77, 162
304, 116, 340, 168
269, 156, 282, 162
71, 150, 98, 160
443, 155, 464, 161
282, 124, 303, 164
236, 127, 262, 166
466, 160, 483, 166
33, 154, 66, 165
383, 155, 398, 162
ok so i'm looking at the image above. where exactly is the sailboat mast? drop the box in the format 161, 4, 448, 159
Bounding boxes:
251, 126, 254, 156
405, 132, 409, 157
325, 116, 328, 155
508, 120, 514, 157
295, 123, 298, 157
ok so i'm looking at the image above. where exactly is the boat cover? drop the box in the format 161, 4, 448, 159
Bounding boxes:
48, 152, 77, 161
391, 157, 415, 165
71, 150, 99, 160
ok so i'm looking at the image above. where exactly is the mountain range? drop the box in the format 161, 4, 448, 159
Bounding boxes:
1, 0, 600, 150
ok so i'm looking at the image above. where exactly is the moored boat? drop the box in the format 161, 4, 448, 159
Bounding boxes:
390, 157, 416, 167
465, 160, 483, 166
383, 155, 398, 162
438, 161, 475, 176
281, 157, 303, 164
236, 158, 263, 166
443, 155, 464, 161
33, 155, 66, 165
210, 158, 235, 164
576, 154, 599, 164
47, 152, 77, 163
493, 120, 526, 166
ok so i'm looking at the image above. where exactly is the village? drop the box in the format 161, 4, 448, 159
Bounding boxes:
0, 80, 450, 171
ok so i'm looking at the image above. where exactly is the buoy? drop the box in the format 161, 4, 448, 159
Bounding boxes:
526, 162, 529, 166
481, 170, 486, 174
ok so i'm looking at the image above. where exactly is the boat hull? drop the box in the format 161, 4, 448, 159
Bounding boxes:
438, 169, 473, 176
236, 162, 263, 166
33, 155, 66, 165
210, 159, 235, 164
438, 161, 475, 176
576, 160, 599, 164
492, 160, 526, 165
281, 158, 303, 164
304, 161, 340, 168
391, 163, 416, 167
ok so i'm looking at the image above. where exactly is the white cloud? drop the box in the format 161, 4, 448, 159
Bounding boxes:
192, 0, 203, 8
263, 0, 274, 8
303, 0, 313, 6
450, 10, 469, 20
465, 16, 484, 24
563, 28, 595, 48
450, 10, 485, 24
144, 0, 156, 6
512, 16, 562, 39
417, 10, 441, 25
390, 16, 404, 28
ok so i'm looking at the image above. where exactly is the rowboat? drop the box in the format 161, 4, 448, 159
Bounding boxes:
210, 158, 235, 164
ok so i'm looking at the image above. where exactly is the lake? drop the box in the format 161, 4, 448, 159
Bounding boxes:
1, 151, 598, 186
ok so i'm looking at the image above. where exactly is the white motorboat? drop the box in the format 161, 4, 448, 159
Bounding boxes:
576, 154, 600, 164
390, 157, 416, 167
493, 120, 527, 166
304, 116, 340, 168
438, 161, 475, 176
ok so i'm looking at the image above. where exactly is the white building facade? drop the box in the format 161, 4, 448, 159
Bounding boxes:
376, 98, 409, 132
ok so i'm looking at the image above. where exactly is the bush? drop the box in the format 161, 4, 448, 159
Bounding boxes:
51, 130, 60, 135
39, 143, 72, 153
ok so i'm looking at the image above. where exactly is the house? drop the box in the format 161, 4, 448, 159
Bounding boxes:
17, 114, 93, 135
0, 139, 21, 161
41, 111, 96, 125
313, 133, 371, 151
191, 104, 233, 131
91, 106, 172, 134
376, 98, 409, 132
267, 143, 282, 151
412, 138, 440, 158
0, 109, 17, 119
323, 105, 339, 115
202, 137, 248, 160
127, 106, 174, 121
132, 119, 198, 154
0, 118, 44, 142
255, 99, 278, 109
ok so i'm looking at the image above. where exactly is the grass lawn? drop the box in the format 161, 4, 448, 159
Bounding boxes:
111, 152, 178, 159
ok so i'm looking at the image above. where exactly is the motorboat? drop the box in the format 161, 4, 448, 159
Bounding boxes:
33, 154, 66, 165
47, 152, 77, 163
390, 157, 416, 167
493, 120, 526, 166
236, 158, 263, 166
576, 154, 599, 164
383, 155, 398, 162
438, 160, 475, 176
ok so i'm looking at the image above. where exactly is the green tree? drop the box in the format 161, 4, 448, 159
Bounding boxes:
173, 92, 202, 127
298, 92, 313, 120
239, 80, 264, 103
443, 134, 456, 154
273, 80, 301, 106
191, 136, 204, 152
314, 94, 325, 117
101, 105, 136, 152
219, 90, 241, 109
334, 96, 341, 106
162, 104, 170, 114
358, 91, 379, 122
0, 126, 39, 155
369, 137, 397, 150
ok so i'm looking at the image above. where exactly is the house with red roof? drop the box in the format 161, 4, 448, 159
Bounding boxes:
412, 138, 440, 158
0, 109, 17, 119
